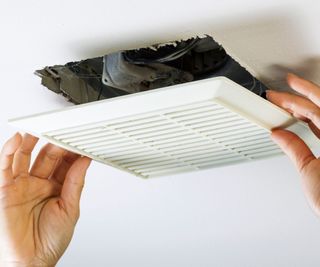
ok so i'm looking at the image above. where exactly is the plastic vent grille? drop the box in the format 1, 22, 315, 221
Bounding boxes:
9, 77, 318, 178
43, 101, 281, 178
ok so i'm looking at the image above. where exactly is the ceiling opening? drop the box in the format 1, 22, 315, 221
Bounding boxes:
35, 35, 267, 105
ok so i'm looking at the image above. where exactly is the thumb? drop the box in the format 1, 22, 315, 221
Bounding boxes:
271, 129, 315, 173
60, 156, 91, 217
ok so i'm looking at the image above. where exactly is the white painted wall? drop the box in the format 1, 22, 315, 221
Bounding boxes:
1, 0, 320, 266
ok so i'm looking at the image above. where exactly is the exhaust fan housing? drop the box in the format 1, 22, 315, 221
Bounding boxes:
35, 36, 267, 104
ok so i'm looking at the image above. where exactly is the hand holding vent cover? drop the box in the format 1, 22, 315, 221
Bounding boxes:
267, 73, 320, 217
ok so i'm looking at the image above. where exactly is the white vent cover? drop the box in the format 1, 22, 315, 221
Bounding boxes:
9, 77, 318, 178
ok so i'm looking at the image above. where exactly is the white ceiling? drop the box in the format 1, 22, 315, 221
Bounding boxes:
1, 0, 320, 266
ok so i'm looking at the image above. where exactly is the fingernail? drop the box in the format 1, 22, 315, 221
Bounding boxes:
270, 128, 284, 138
287, 72, 300, 80
12, 132, 22, 140
4, 133, 22, 154
265, 90, 274, 99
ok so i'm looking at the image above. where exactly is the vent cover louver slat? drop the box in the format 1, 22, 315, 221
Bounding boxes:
9, 77, 319, 178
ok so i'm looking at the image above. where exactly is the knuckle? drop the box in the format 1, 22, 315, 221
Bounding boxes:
74, 208, 80, 221
0, 165, 11, 172
288, 102, 296, 110
306, 109, 320, 122
45, 152, 59, 161
18, 148, 32, 156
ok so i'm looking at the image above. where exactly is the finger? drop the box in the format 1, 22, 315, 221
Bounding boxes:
287, 73, 320, 107
13, 134, 39, 177
271, 129, 315, 174
266, 90, 320, 129
30, 144, 66, 179
0, 133, 22, 186
308, 121, 320, 139
51, 151, 80, 185
60, 157, 91, 216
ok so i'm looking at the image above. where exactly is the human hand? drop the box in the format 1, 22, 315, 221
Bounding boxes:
266, 73, 320, 216
0, 133, 91, 267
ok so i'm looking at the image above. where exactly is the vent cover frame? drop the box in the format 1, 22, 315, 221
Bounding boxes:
9, 77, 318, 178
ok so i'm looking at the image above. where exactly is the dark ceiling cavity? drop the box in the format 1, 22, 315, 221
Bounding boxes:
35, 35, 267, 104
